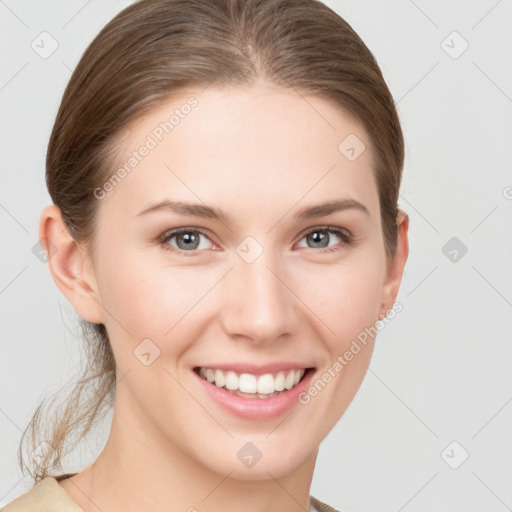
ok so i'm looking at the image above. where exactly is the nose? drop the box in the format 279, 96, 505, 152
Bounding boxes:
220, 246, 295, 345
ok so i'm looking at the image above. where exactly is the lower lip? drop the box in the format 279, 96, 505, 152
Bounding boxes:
193, 368, 316, 420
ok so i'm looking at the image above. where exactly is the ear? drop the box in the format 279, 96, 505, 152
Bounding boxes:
378, 209, 409, 318
39, 205, 104, 324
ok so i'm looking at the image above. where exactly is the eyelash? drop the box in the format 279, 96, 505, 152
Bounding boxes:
158, 226, 353, 257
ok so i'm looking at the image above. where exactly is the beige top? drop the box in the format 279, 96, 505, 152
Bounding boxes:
1, 473, 344, 512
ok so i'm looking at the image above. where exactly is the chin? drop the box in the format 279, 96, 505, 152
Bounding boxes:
197, 436, 316, 481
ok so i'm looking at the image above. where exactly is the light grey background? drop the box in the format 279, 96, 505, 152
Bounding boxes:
1, 1, 511, 511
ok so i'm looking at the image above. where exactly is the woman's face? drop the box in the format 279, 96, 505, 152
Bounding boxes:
78, 83, 407, 479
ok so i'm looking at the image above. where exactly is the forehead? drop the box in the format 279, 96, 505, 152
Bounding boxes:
102, 84, 379, 221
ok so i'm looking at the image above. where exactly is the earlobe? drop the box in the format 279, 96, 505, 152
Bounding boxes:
39, 205, 104, 324
379, 209, 410, 318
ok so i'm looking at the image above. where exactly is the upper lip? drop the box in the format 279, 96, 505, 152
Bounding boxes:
194, 362, 315, 376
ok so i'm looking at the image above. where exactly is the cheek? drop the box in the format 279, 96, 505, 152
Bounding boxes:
290, 260, 384, 436
297, 257, 384, 344
95, 251, 219, 354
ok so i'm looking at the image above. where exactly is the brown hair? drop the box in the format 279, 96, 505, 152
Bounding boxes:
20, 0, 404, 482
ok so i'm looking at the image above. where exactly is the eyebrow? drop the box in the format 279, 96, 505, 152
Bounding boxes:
136, 198, 370, 223
295, 198, 370, 219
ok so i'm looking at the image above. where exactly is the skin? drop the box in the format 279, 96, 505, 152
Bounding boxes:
41, 81, 409, 512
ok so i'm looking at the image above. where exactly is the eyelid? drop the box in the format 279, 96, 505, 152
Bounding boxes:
297, 224, 353, 242
295, 225, 354, 253
158, 227, 216, 257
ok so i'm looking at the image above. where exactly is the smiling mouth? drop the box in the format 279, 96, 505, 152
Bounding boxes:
193, 367, 315, 399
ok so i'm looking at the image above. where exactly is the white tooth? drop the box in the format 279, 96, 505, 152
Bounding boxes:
239, 373, 257, 393
203, 367, 304, 393
225, 371, 239, 390
257, 374, 275, 394
274, 372, 285, 391
214, 369, 226, 387
284, 371, 295, 390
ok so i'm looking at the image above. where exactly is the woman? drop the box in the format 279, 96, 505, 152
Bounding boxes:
4, 0, 408, 510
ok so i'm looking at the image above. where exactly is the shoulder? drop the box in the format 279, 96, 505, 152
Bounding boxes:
1, 475, 83, 512
2, 481, 347, 512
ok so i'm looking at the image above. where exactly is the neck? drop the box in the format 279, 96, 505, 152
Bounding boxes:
60, 395, 318, 512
